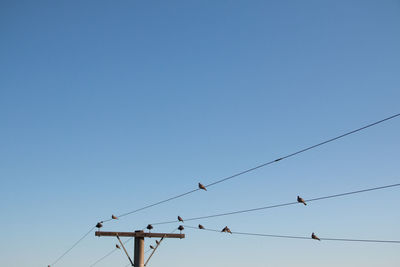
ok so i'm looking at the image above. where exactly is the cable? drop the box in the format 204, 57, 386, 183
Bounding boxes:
90, 249, 116, 267
49, 113, 400, 265
205, 113, 400, 187
49, 225, 96, 266
183, 225, 400, 244
106, 113, 400, 222
106, 189, 200, 223
89, 237, 133, 267
150, 182, 400, 225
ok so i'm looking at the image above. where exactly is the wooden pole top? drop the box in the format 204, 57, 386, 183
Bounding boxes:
95, 231, 185, 239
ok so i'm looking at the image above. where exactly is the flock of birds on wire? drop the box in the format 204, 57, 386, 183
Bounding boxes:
44, 113, 400, 267
94, 183, 321, 243
45, 114, 400, 267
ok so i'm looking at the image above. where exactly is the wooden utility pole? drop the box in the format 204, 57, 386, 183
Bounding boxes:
95, 230, 185, 267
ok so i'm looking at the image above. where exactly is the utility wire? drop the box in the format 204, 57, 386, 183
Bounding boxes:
89, 237, 134, 267
205, 113, 400, 188
184, 225, 400, 244
49, 112, 400, 265
107, 113, 400, 222
50, 226, 96, 266
90, 248, 116, 267
104, 189, 199, 223
150, 182, 400, 225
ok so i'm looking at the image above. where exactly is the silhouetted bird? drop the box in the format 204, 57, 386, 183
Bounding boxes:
178, 225, 184, 233
96, 222, 103, 229
150, 245, 155, 249
297, 196, 307, 205
178, 216, 184, 222
116, 244, 120, 249
156, 240, 160, 245
311, 232, 321, 241
112, 214, 118, 220
221, 226, 232, 234
198, 224, 205, 229
198, 183, 207, 191
147, 224, 153, 232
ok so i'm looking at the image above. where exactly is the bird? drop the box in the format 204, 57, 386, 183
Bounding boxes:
156, 240, 160, 245
150, 245, 155, 249
198, 224, 205, 229
95, 222, 103, 229
112, 214, 118, 220
297, 196, 307, 205
311, 232, 321, 241
178, 225, 184, 233
147, 224, 153, 232
178, 216, 184, 222
198, 183, 207, 191
221, 226, 232, 234
116, 244, 120, 249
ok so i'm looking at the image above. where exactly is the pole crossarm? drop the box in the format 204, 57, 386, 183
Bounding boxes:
95, 231, 185, 238
95, 230, 185, 267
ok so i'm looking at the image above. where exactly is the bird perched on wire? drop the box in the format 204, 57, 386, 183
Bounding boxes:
150, 245, 155, 249
221, 226, 232, 234
297, 196, 307, 205
95, 222, 103, 230
311, 232, 321, 241
147, 224, 153, 232
112, 214, 118, 220
178, 225, 184, 233
198, 183, 207, 191
116, 244, 120, 249
198, 224, 205, 230
156, 240, 160, 245
178, 216, 184, 222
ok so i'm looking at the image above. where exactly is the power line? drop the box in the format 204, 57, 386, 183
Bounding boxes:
108, 188, 199, 222
205, 112, 400, 187
109, 113, 400, 222
50, 226, 96, 266
90, 248, 116, 267
49, 112, 400, 265
183, 225, 400, 244
89, 237, 134, 267
150, 182, 400, 226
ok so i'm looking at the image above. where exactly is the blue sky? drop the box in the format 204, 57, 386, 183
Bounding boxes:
1, 0, 399, 266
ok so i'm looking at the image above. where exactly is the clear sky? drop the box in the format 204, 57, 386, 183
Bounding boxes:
1, 1, 400, 266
